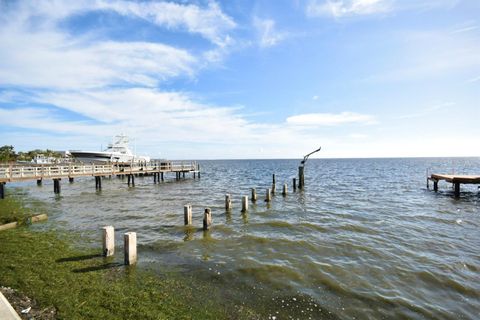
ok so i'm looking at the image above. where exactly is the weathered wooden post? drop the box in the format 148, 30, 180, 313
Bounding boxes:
124, 232, 137, 265
0, 182, 5, 199
161, 172, 164, 182
298, 166, 304, 189
251, 188, 257, 202
154, 173, 157, 184
282, 183, 288, 196
293, 178, 297, 191
298, 147, 321, 190
203, 208, 212, 230
265, 188, 271, 202
242, 196, 248, 212
184, 205, 192, 225
225, 194, 232, 210
102, 226, 115, 257
198, 164, 201, 179
53, 179, 61, 194
37, 179, 42, 186
131, 175, 135, 187
433, 180, 438, 192
69, 177, 74, 183
95, 176, 102, 190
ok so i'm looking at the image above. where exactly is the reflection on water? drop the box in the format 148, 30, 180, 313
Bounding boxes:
12, 158, 480, 319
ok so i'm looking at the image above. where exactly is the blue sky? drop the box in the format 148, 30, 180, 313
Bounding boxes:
0, 0, 479, 159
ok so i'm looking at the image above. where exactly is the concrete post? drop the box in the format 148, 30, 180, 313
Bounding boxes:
124, 232, 137, 265
102, 226, 115, 257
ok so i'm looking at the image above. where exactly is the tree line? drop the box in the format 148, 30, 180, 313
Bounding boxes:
0, 145, 62, 162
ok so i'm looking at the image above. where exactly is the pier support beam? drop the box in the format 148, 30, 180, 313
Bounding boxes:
69, 177, 74, 183
433, 180, 438, 192
127, 174, 135, 187
298, 166, 305, 189
124, 232, 137, 265
184, 205, 192, 225
37, 179, 42, 186
161, 172, 164, 182
454, 182, 460, 198
203, 208, 212, 231
102, 226, 114, 257
197, 164, 201, 179
95, 176, 102, 190
154, 173, 157, 184
293, 178, 297, 191
0, 182, 5, 199
182, 172, 185, 179
53, 179, 61, 194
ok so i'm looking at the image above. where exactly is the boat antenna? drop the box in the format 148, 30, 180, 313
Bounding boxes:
300, 146, 321, 167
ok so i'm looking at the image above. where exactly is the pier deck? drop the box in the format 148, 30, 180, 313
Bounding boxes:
0, 161, 199, 198
428, 173, 480, 197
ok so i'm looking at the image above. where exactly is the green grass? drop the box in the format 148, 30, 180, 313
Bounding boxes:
0, 197, 33, 225
0, 199, 260, 319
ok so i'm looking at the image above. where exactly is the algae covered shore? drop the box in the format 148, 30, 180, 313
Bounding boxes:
0, 196, 261, 319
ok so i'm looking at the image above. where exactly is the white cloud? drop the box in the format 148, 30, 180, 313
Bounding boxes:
95, 1, 236, 47
286, 112, 376, 126
306, 0, 391, 18
253, 17, 287, 48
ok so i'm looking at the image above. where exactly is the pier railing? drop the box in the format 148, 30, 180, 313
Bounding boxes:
0, 160, 198, 183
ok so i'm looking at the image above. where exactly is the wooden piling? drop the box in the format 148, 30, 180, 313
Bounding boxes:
265, 188, 271, 202
124, 232, 137, 265
293, 178, 297, 191
203, 208, 212, 231
198, 164, 201, 179
298, 166, 305, 189
0, 182, 4, 199
225, 194, 232, 210
30, 213, 48, 223
242, 196, 248, 212
182, 172, 185, 179
184, 205, 192, 225
95, 176, 102, 190
251, 188, 257, 202
37, 179, 42, 186
433, 180, 438, 192
154, 173, 157, 184
454, 182, 460, 198
53, 179, 61, 194
282, 183, 287, 196
272, 174, 276, 184
102, 226, 115, 257
161, 172, 164, 181
69, 177, 74, 183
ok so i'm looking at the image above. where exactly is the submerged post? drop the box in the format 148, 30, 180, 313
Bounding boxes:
37, 179, 42, 186
251, 188, 257, 202
225, 194, 232, 210
242, 196, 248, 212
0, 182, 4, 199
203, 208, 212, 230
69, 177, 74, 183
102, 226, 115, 257
282, 183, 288, 196
293, 178, 297, 191
265, 188, 271, 202
184, 204, 192, 225
124, 232, 137, 265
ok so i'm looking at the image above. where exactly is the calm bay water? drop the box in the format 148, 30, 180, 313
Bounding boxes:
13, 158, 480, 319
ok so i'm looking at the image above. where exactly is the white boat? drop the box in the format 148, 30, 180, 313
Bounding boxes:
69, 134, 150, 163
31, 154, 57, 164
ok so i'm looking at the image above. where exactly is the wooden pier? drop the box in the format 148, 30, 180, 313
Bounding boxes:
428, 173, 480, 197
0, 160, 199, 198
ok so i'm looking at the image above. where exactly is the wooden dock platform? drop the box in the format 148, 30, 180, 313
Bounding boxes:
428, 173, 480, 197
0, 160, 199, 198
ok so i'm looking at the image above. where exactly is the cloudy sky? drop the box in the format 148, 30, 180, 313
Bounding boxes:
0, 0, 479, 159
